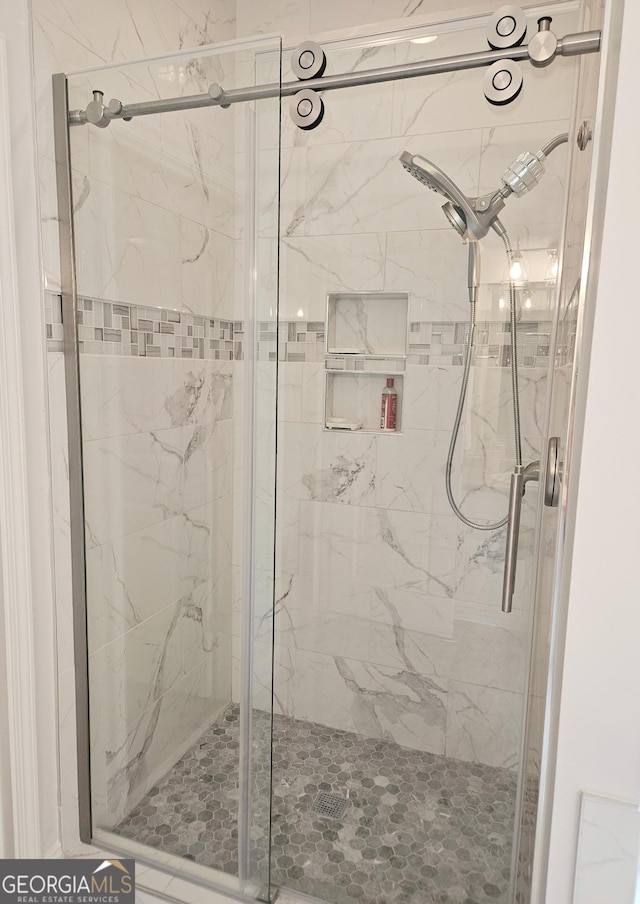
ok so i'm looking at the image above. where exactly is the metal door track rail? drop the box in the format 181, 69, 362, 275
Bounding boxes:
68, 29, 600, 126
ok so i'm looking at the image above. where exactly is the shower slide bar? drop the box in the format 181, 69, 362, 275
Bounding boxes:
68, 29, 600, 126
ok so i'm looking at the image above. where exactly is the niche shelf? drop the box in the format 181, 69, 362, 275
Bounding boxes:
323, 292, 408, 435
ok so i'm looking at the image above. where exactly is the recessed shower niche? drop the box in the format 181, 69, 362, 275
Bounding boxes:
324, 292, 408, 433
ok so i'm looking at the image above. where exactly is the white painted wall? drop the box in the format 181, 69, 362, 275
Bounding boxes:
0, 0, 60, 859
544, 0, 640, 900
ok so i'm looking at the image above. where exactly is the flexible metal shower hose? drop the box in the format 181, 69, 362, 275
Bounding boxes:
445, 227, 523, 530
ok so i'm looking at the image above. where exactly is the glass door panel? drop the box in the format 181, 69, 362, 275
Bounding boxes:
65, 34, 281, 898
266, 10, 582, 904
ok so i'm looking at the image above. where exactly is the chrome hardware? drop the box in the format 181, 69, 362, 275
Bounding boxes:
484, 59, 524, 106
544, 435, 562, 507
291, 41, 326, 80
107, 97, 132, 122
289, 88, 325, 130
69, 30, 601, 127
486, 5, 528, 50
502, 468, 525, 614
502, 149, 545, 196
577, 120, 593, 150
85, 90, 110, 128
501, 459, 540, 613
528, 16, 559, 67
501, 439, 562, 612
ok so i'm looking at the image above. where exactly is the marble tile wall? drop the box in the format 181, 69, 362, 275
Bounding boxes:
230, 2, 582, 770
32, 0, 583, 854
32, 0, 243, 839
573, 795, 640, 904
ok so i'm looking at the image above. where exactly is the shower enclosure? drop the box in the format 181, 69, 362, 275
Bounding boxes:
52, 3, 607, 903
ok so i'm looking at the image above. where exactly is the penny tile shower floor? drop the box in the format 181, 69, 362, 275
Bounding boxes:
118, 706, 516, 904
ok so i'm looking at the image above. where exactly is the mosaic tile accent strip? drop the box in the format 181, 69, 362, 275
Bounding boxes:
257, 320, 325, 364
407, 320, 554, 368
256, 319, 554, 368
45, 293, 243, 361
45, 297, 555, 370
117, 705, 517, 904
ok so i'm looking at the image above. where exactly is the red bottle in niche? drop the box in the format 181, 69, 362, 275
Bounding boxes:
380, 377, 398, 431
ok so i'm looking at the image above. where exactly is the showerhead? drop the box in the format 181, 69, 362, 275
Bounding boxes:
400, 134, 569, 242
400, 150, 505, 242
399, 151, 470, 212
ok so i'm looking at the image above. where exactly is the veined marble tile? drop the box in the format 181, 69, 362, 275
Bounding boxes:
280, 233, 385, 322
47, 351, 69, 446
446, 681, 523, 768
575, 795, 640, 904
235, 0, 309, 44
73, 176, 182, 308
86, 509, 213, 653
104, 657, 225, 823
39, 156, 63, 293
401, 366, 464, 432
277, 421, 377, 506
308, 0, 496, 38
183, 418, 233, 512
281, 131, 482, 238
34, 0, 235, 80
50, 446, 75, 676
297, 501, 456, 598
179, 569, 233, 699
278, 362, 303, 423
82, 427, 184, 548
276, 647, 447, 754
80, 356, 177, 440
162, 115, 237, 236
275, 571, 373, 623
450, 616, 528, 694
384, 229, 469, 322
89, 601, 183, 742
300, 362, 324, 425
180, 220, 236, 318
370, 584, 454, 640
375, 427, 452, 515
275, 496, 300, 574
79, 357, 232, 441
58, 667, 83, 845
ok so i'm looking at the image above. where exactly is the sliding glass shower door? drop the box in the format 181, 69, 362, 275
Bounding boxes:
58, 35, 281, 899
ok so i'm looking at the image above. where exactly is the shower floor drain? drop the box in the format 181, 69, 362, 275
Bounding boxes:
311, 791, 349, 820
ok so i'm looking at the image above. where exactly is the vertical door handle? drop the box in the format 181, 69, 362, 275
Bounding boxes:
501, 459, 541, 613
501, 436, 562, 612
502, 467, 525, 614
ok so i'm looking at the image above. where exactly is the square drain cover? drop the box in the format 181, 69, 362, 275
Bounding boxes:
311, 791, 349, 820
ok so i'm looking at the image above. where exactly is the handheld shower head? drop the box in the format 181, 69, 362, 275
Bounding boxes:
399, 151, 471, 213
400, 133, 568, 242
400, 150, 505, 242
